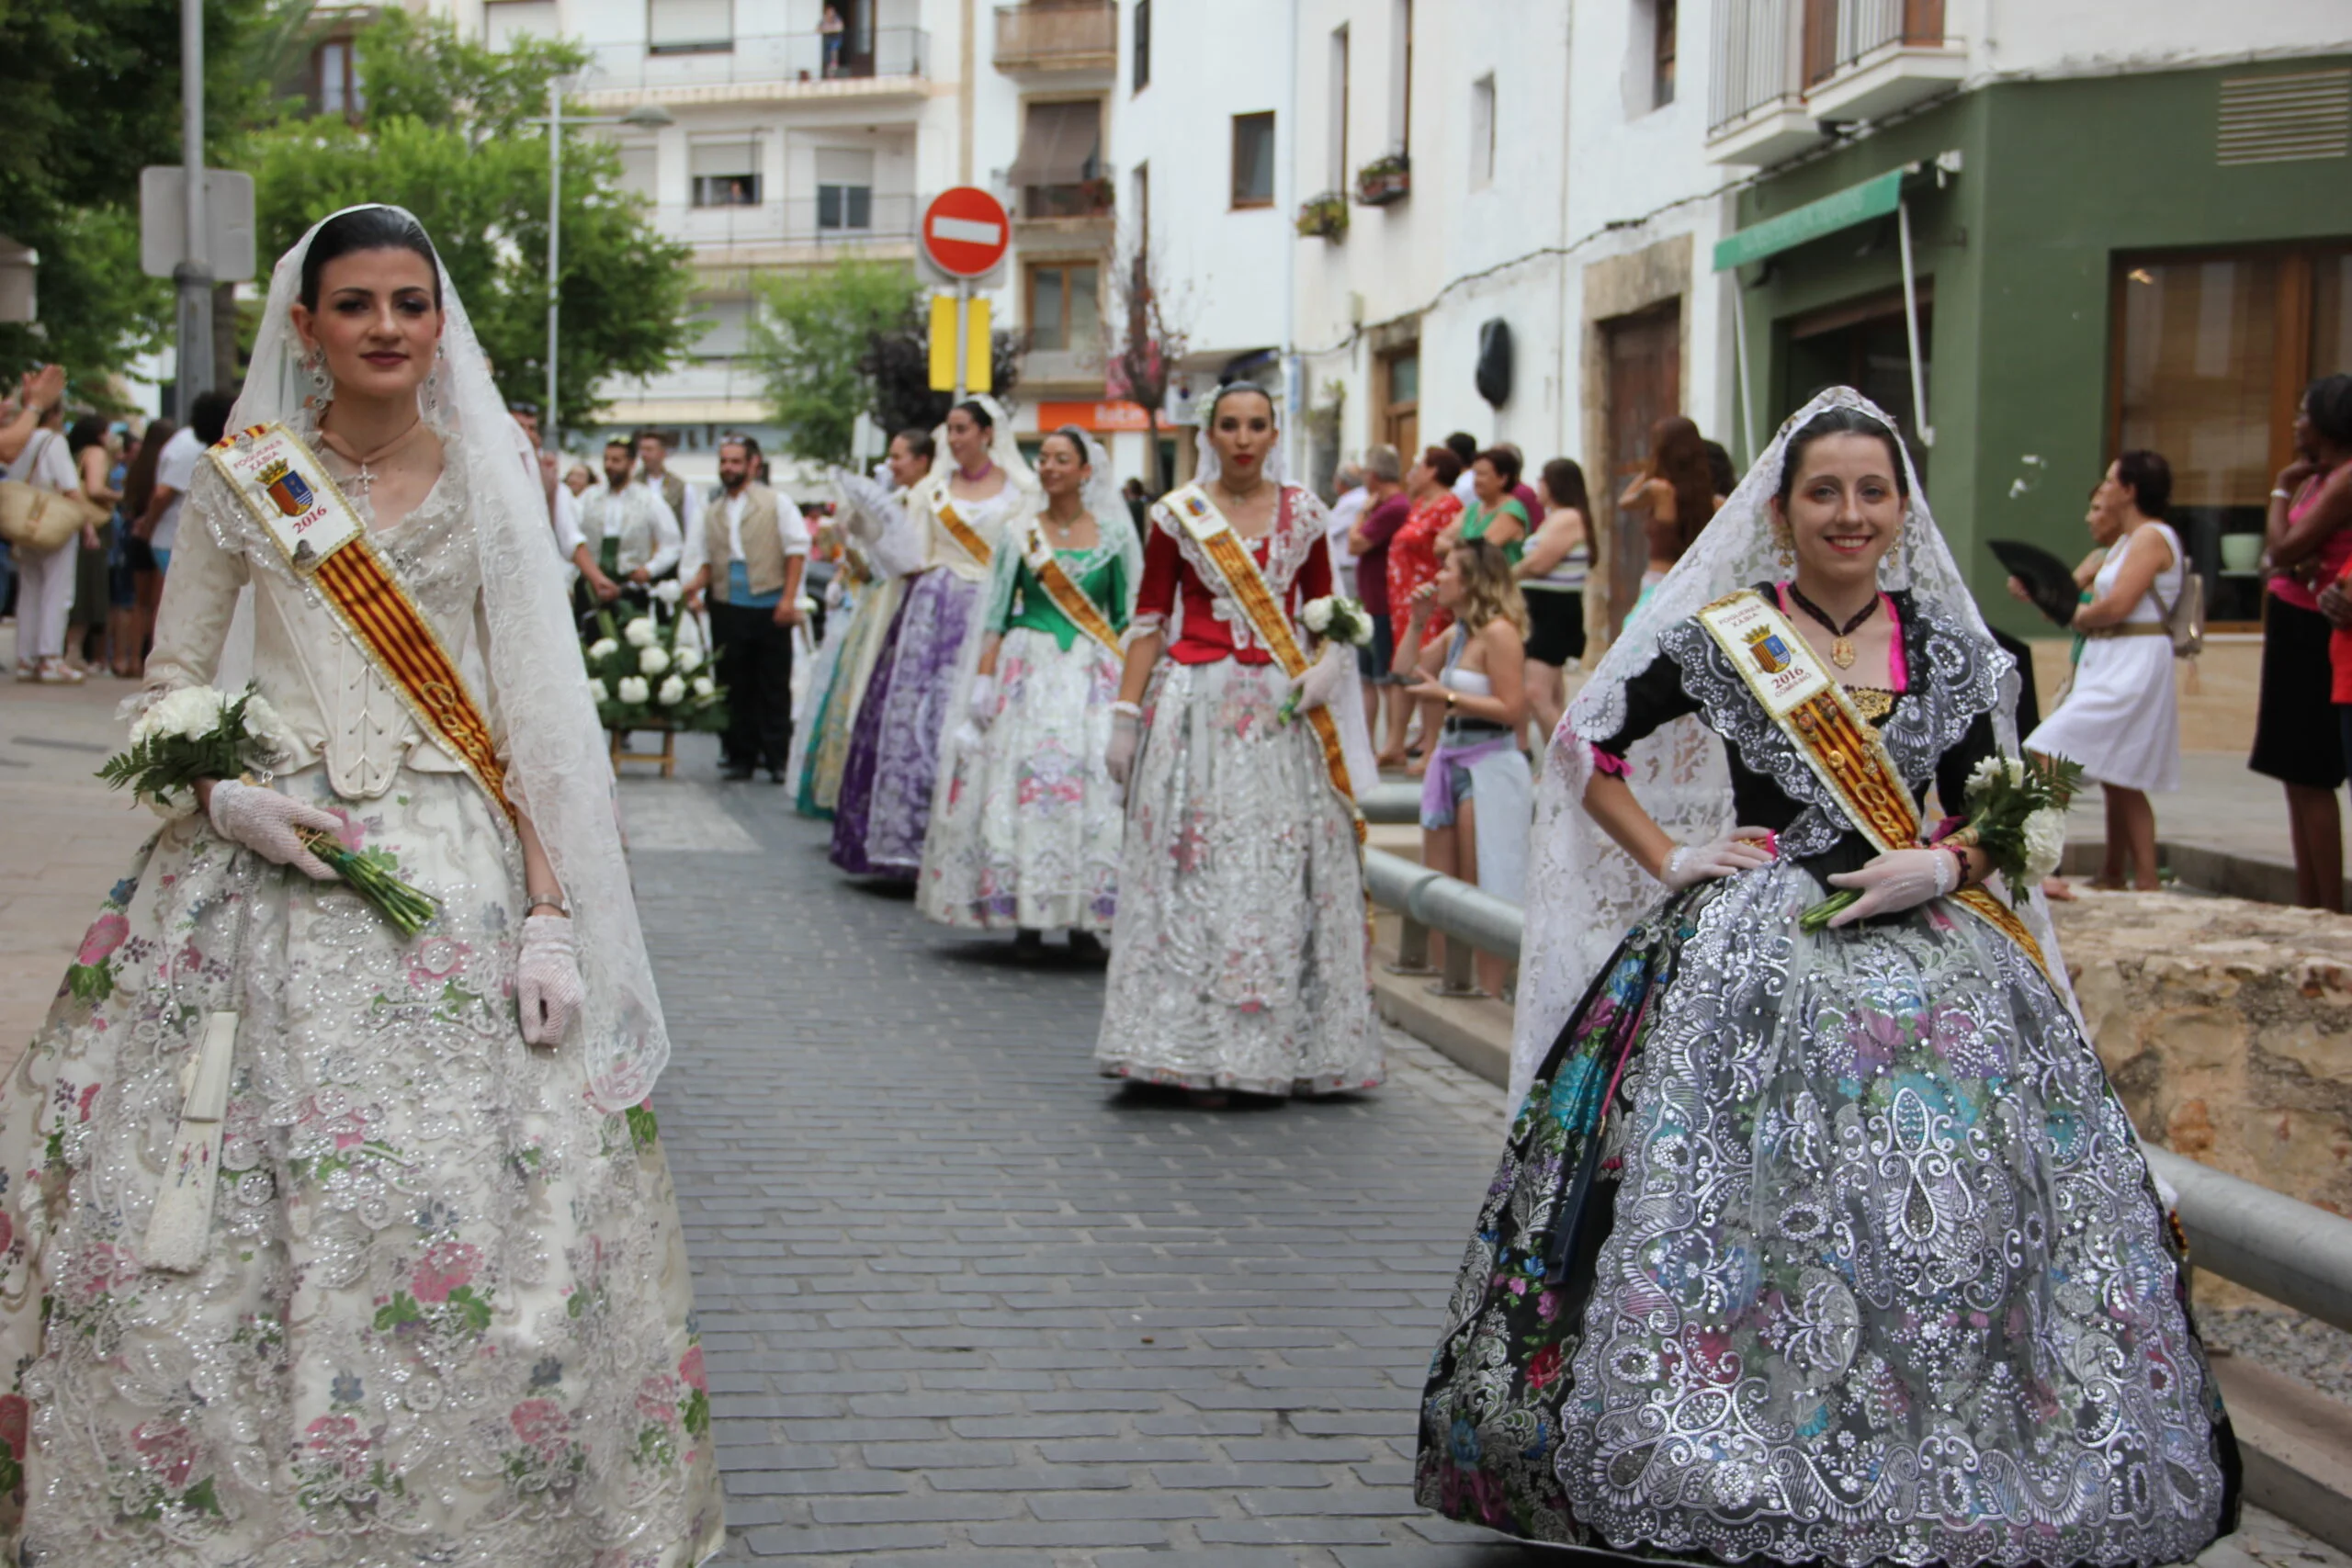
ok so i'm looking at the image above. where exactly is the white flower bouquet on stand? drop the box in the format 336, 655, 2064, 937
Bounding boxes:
582, 603, 729, 736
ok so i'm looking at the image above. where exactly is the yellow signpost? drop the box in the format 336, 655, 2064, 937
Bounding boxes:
927, 290, 992, 396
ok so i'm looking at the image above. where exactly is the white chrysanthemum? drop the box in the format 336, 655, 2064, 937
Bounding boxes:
239, 693, 296, 764
616, 676, 650, 705
674, 646, 703, 673
691, 676, 715, 698
656, 675, 686, 706
1301, 597, 1334, 634
650, 580, 684, 605
592, 676, 613, 702
131, 685, 227, 745
623, 617, 659, 649
1963, 754, 2027, 803
587, 637, 619, 661
639, 645, 671, 676
2020, 807, 2067, 881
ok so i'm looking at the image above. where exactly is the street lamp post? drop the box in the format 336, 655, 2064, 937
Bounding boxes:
542, 82, 673, 452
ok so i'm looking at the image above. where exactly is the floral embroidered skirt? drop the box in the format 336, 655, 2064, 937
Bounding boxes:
1094, 660, 1383, 1096
917, 626, 1124, 933
1416, 859, 2237, 1567
0, 766, 723, 1567
793, 574, 904, 820
831, 570, 978, 877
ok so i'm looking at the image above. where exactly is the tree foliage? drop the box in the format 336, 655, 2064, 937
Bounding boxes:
242, 12, 694, 435
750, 257, 1026, 466
0, 0, 285, 382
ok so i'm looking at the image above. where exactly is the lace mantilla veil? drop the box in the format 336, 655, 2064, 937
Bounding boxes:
210, 205, 672, 1111
1510, 385, 2075, 1105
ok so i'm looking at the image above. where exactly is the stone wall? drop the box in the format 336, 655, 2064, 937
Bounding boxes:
2056, 891, 2352, 1223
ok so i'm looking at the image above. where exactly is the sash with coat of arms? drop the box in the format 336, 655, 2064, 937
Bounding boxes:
208, 423, 514, 822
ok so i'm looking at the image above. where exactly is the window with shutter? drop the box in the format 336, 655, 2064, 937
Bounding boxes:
484, 0, 559, 50
649, 0, 732, 53
617, 145, 660, 201
815, 148, 875, 231
690, 141, 762, 207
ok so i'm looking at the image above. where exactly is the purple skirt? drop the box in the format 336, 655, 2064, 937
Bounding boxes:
829, 569, 981, 876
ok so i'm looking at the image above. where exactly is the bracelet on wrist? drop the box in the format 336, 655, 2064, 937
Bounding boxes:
1111, 700, 1144, 718
526, 893, 571, 919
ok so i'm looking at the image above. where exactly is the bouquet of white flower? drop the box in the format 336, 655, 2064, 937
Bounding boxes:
582, 603, 728, 734
1798, 750, 2085, 931
1299, 594, 1374, 648
97, 685, 439, 936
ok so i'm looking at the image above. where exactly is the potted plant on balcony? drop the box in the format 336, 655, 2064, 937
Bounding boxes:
1355, 152, 1410, 205
1295, 190, 1349, 241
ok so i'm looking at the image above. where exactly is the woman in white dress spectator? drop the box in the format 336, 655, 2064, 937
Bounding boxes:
6, 401, 94, 684
2022, 450, 2182, 891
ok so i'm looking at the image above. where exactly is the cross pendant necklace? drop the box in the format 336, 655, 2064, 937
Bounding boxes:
320, 418, 427, 500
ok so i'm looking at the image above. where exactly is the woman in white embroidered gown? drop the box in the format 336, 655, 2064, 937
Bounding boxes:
919, 426, 1139, 949
830, 400, 1035, 878
0, 208, 722, 1564
1094, 383, 1383, 1102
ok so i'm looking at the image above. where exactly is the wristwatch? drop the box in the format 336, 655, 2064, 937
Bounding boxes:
1444, 690, 1459, 712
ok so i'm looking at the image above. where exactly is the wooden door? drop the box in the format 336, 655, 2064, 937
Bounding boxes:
1602, 301, 1681, 635
1378, 347, 1420, 465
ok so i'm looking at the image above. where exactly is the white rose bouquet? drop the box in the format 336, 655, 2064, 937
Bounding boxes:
582, 603, 728, 735
1299, 594, 1373, 647
98, 684, 438, 935
1799, 750, 2086, 931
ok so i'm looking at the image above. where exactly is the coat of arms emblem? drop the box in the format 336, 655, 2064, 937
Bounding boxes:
256, 457, 316, 518
1746, 624, 1793, 675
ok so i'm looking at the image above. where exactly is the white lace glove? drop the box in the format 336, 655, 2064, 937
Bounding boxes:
516, 913, 583, 1047
1105, 706, 1143, 786
1658, 829, 1777, 891
206, 779, 341, 880
1824, 848, 1960, 928
1288, 640, 1354, 716
967, 674, 998, 730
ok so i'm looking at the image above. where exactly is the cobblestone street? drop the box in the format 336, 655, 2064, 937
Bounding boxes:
623, 755, 1556, 1566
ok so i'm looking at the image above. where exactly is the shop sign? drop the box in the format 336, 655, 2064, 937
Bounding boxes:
1713, 168, 1905, 273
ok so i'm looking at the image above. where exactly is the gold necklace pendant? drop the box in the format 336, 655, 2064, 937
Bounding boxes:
1831, 637, 1857, 669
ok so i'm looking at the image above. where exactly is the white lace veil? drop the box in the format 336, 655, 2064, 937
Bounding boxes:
218, 205, 673, 1111
1510, 385, 2075, 1105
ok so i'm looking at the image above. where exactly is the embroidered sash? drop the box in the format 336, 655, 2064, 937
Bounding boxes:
1693, 589, 2048, 976
208, 423, 514, 823
931, 489, 994, 570
1020, 519, 1121, 654
1157, 484, 1363, 838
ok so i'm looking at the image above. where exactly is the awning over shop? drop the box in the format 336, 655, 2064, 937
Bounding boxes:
1713, 168, 1905, 273
1007, 100, 1102, 188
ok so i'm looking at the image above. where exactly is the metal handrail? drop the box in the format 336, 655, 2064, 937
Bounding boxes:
1359, 817, 2352, 1336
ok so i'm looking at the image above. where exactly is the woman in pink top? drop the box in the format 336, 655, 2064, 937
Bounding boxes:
2259, 373, 2352, 911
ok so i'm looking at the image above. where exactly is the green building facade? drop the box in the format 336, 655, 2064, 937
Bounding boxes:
1726, 57, 2352, 636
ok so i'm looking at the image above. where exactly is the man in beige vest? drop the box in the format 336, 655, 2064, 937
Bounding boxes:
684, 436, 809, 781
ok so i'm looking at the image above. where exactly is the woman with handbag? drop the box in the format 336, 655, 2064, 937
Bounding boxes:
3, 401, 98, 685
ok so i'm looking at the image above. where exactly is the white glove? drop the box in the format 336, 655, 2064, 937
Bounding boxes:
1658, 829, 1777, 891
967, 674, 998, 730
1288, 640, 1353, 716
206, 779, 342, 880
516, 913, 583, 1047
1825, 847, 1959, 928
1105, 708, 1142, 786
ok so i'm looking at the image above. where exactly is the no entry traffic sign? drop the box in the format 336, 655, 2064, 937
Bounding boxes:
922, 187, 1011, 278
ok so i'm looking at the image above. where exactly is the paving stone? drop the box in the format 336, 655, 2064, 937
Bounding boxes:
624, 773, 1534, 1561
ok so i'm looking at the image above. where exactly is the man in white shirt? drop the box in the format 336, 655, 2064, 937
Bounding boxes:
684, 436, 809, 782
573, 437, 681, 619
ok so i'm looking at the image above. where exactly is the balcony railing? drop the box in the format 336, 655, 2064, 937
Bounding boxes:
581, 28, 928, 93
1710, 0, 1952, 150
1016, 177, 1115, 223
992, 1, 1116, 73
640, 196, 920, 251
